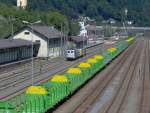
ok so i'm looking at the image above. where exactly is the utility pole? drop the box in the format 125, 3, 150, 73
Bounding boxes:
22, 20, 41, 86
102, 26, 105, 53
125, 8, 128, 34
95, 28, 97, 44
63, 24, 68, 57
60, 23, 63, 56
47, 36, 49, 60
9, 16, 15, 38
123, 8, 128, 37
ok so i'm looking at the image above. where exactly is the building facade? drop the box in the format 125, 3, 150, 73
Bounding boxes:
68, 36, 87, 49
12, 26, 64, 58
17, 0, 27, 9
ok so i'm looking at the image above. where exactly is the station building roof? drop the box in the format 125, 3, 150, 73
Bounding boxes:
9, 25, 64, 40
0, 39, 38, 49
69, 36, 87, 43
29, 25, 64, 39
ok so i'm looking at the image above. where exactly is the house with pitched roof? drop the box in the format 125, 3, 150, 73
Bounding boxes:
12, 25, 65, 58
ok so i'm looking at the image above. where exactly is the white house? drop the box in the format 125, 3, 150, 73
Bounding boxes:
17, 0, 27, 9
12, 25, 64, 58
79, 22, 87, 37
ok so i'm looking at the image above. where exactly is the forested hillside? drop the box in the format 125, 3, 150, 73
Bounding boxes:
0, 2, 79, 39
1, 0, 150, 26
0, 0, 149, 38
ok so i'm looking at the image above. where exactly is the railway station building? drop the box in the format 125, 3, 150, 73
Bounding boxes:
68, 36, 87, 49
0, 39, 39, 65
12, 25, 64, 58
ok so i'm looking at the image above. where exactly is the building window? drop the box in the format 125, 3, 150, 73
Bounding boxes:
35, 40, 40, 43
24, 32, 30, 35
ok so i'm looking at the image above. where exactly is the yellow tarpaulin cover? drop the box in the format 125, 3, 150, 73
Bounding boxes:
51, 75, 69, 82
126, 37, 134, 43
67, 68, 82, 74
94, 55, 104, 60
87, 58, 97, 63
78, 62, 91, 68
107, 48, 117, 53
26, 86, 48, 94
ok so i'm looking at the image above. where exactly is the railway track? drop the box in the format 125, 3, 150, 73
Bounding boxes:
0, 60, 67, 87
138, 38, 150, 113
99, 38, 150, 113
0, 44, 101, 89
0, 60, 69, 90
98, 39, 143, 113
105, 38, 150, 113
53, 38, 150, 113
53, 39, 139, 113
0, 58, 64, 78
118, 39, 146, 113
0, 59, 40, 74
0, 43, 103, 75
0, 43, 111, 101
0, 43, 102, 77
74, 40, 142, 113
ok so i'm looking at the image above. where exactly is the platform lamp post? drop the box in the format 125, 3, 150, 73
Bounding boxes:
125, 8, 128, 35
9, 16, 15, 38
82, 33, 86, 49
22, 20, 41, 85
123, 8, 128, 38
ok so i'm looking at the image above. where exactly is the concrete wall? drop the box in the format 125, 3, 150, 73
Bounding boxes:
13, 29, 48, 57
48, 38, 62, 57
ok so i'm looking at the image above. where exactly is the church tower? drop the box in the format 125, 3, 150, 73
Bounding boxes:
17, 0, 27, 9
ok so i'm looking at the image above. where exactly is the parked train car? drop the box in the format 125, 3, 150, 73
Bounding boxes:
0, 37, 135, 113
66, 48, 86, 60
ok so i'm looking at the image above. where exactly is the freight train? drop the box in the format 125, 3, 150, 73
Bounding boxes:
0, 37, 135, 113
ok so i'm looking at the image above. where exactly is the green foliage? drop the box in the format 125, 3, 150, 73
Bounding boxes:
68, 20, 80, 36
103, 25, 115, 37
0, 0, 150, 38
46, 11, 68, 30
25, 0, 150, 26
0, 20, 12, 38
0, 3, 76, 39
0, 0, 150, 25
0, 3, 42, 38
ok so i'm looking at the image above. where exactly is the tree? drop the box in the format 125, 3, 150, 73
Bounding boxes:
0, 3, 70, 38
68, 20, 80, 36
103, 25, 114, 37
46, 10, 69, 31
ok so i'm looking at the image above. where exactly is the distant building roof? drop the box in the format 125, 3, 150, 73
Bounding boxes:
69, 36, 87, 43
119, 32, 128, 36
107, 18, 116, 24
0, 39, 38, 49
87, 34, 99, 39
86, 26, 103, 30
9, 25, 64, 40
28, 25, 64, 39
